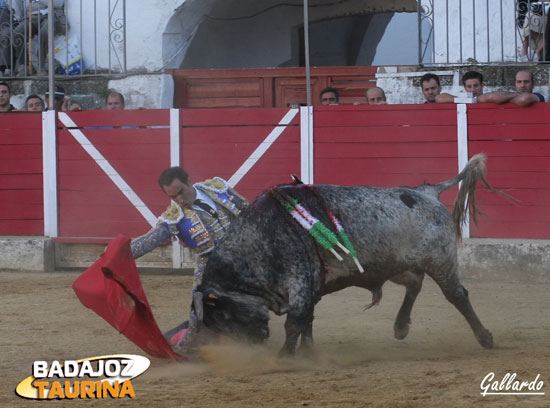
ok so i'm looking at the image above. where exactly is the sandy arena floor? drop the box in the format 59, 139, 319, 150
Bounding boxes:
1, 271, 549, 407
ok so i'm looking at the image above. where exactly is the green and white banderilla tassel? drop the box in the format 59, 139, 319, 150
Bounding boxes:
327, 210, 364, 273
271, 188, 364, 273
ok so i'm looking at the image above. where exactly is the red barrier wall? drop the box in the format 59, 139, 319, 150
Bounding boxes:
314, 104, 460, 207
180, 108, 300, 201
56, 108, 300, 238
2, 105, 550, 240
57, 110, 171, 238
467, 103, 550, 239
0, 113, 43, 235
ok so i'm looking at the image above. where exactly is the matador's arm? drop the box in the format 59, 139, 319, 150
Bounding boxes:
130, 223, 173, 259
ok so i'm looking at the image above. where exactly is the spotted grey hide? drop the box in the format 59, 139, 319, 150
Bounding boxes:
196, 154, 495, 356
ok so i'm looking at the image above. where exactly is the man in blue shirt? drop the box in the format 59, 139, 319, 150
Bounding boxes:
515, 70, 546, 102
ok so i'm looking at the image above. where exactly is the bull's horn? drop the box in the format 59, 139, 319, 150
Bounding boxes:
193, 291, 204, 324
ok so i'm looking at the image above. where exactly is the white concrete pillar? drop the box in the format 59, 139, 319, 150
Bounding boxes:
170, 108, 183, 268
300, 106, 314, 184
42, 110, 58, 237
170, 108, 180, 167
456, 103, 470, 238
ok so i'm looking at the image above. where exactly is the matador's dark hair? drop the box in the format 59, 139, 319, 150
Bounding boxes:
158, 167, 190, 189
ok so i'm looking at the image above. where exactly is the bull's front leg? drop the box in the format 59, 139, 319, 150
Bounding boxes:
279, 278, 316, 357
278, 257, 321, 357
279, 309, 314, 357
298, 319, 314, 357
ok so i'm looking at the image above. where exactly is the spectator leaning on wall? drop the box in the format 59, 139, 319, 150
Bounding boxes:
365, 87, 387, 105
515, 70, 545, 102
435, 71, 540, 107
105, 91, 125, 110
319, 87, 339, 106
25, 94, 45, 111
0, 81, 16, 112
420, 73, 442, 104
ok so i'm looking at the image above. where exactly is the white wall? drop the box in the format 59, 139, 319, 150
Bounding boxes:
108, 74, 174, 108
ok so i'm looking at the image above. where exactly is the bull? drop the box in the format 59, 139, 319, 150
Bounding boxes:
194, 154, 496, 355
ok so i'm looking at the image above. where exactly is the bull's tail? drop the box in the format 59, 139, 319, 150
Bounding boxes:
450, 154, 492, 240
430, 153, 497, 240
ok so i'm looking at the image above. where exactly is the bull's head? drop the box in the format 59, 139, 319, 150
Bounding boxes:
196, 288, 270, 344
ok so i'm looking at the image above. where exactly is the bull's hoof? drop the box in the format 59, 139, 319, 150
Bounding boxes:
393, 322, 410, 340
278, 346, 296, 358
477, 329, 494, 349
393, 319, 411, 340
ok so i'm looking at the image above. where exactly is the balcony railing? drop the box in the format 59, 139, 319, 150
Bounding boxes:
419, 0, 550, 65
0, 0, 126, 78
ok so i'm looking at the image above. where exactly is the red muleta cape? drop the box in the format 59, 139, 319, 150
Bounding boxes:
72, 234, 186, 361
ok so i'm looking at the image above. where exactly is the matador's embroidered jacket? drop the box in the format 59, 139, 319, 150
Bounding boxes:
131, 177, 248, 291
